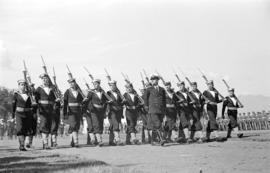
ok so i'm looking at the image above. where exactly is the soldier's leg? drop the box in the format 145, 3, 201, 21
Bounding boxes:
85, 113, 93, 145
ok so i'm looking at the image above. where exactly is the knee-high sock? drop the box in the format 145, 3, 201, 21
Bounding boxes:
95, 133, 102, 143
18, 135, 25, 147
42, 133, 48, 144
144, 129, 149, 139
130, 132, 136, 141
113, 131, 120, 142
171, 130, 178, 140
213, 130, 219, 138
51, 134, 57, 143
89, 133, 95, 143
183, 128, 189, 139
72, 132, 78, 144
197, 131, 203, 139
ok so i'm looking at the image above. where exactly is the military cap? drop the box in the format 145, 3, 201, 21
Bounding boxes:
206, 80, 214, 85
228, 88, 235, 92
177, 81, 185, 86
165, 82, 171, 86
108, 80, 117, 85
93, 79, 101, 84
17, 79, 26, 84
67, 78, 76, 83
191, 82, 197, 86
39, 73, 49, 79
125, 83, 133, 88
150, 74, 160, 80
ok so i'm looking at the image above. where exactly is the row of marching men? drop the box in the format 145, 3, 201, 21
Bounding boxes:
12, 73, 244, 151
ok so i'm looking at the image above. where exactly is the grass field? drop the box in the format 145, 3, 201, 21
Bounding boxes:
1, 131, 270, 173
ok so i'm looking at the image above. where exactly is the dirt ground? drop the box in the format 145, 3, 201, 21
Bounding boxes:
1, 131, 270, 173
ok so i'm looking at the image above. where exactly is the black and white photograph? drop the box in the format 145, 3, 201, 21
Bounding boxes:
0, 0, 269, 172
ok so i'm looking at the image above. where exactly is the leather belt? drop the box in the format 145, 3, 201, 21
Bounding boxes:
16, 107, 32, 112
93, 104, 103, 108
39, 100, 54, 105
68, 103, 81, 107
227, 107, 238, 110
166, 104, 175, 108
208, 102, 217, 105
126, 106, 136, 110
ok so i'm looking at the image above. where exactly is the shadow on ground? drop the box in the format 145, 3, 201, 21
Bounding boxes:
0, 151, 108, 173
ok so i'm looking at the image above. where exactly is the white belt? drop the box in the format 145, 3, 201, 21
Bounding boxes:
227, 107, 238, 110
126, 106, 136, 110
166, 104, 175, 108
39, 100, 54, 105
16, 107, 32, 112
68, 103, 81, 107
208, 102, 217, 105
93, 104, 103, 108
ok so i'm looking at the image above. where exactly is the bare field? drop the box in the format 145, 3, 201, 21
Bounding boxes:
1, 131, 270, 173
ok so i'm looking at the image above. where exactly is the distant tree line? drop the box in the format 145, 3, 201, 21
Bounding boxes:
0, 87, 14, 120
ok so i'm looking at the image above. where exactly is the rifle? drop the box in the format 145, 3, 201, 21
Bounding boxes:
140, 72, 146, 89
222, 79, 244, 108
66, 65, 86, 98
52, 67, 63, 103
40, 56, 59, 99
121, 72, 144, 105
83, 67, 112, 101
83, 78, 90, 90
22, 60, 36, 104
198, 68, 224, 100
142, 69, 150, 84
104, 68, 125, 100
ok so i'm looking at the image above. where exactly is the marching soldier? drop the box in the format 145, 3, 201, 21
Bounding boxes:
222, 88, 244, 138
11, 79, 37, 151
163, 82, 179, 142
35, 74, 59, 149
123, 83, 141, 145
63, 78, 85, 148
85, 79, 108, 147
203, 80, 225, 142
188, 82, 204, 143
106, 80, 125, 146
145, 74, 166, 146
176, 81, 192, 143
139, 88, 151, 144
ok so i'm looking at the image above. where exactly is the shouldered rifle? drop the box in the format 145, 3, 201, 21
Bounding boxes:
23, 60, 36, 104
222, 79, 244, 108
142, 69, 150, 84
121, 72, 144, 105
83, 78, 90, 90
173, 69, 181, 83
83, 67, 112, 101
52, 67, 63, 103
40, 56, 60, 99
66, 65, 86, 98
198, 68, 224, 100
140, 72, 146, 89
104, 68, 125, 100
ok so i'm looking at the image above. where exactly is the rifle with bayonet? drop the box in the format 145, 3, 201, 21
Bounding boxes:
121, 72, 145, 105
198, 68, 224, 100
40, 55, 61, 100
66, 65, 86, 98
222, 79, 244, 108
142, 69, 151, 84
52, 67, 63, 104
23, 60, 36, 104
83, 67, 113, 101
140, 72, 146, 89
104, 68, 125, 100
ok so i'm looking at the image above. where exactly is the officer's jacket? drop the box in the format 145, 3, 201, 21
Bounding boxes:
145, 86, 166, 114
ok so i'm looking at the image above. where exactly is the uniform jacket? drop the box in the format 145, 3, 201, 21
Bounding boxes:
222, 96, 240, 116
35, 86, 56, 113
63, 88, 84, 117
12, 92, 35, 118
145, 86, 166, 114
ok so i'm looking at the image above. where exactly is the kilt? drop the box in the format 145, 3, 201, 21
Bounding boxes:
39, 112, 52, 134
67, 112, 82, 133
108, 110, 122, 131
178, 108, 191, 129
126, 109, 138, 133
90, 109, 105, 134
190, 108, 203, 131
228, 110, 238, 129
165, 108, 177, 131
16, 112, 35, 136
206, 104, 219, 132
51, 111, 60, 135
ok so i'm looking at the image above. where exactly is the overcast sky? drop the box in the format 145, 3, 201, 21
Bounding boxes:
0, 0, 269, 96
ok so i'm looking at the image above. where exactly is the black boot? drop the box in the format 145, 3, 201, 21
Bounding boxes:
227, 128, 232, 138
126, 133, 131, 145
